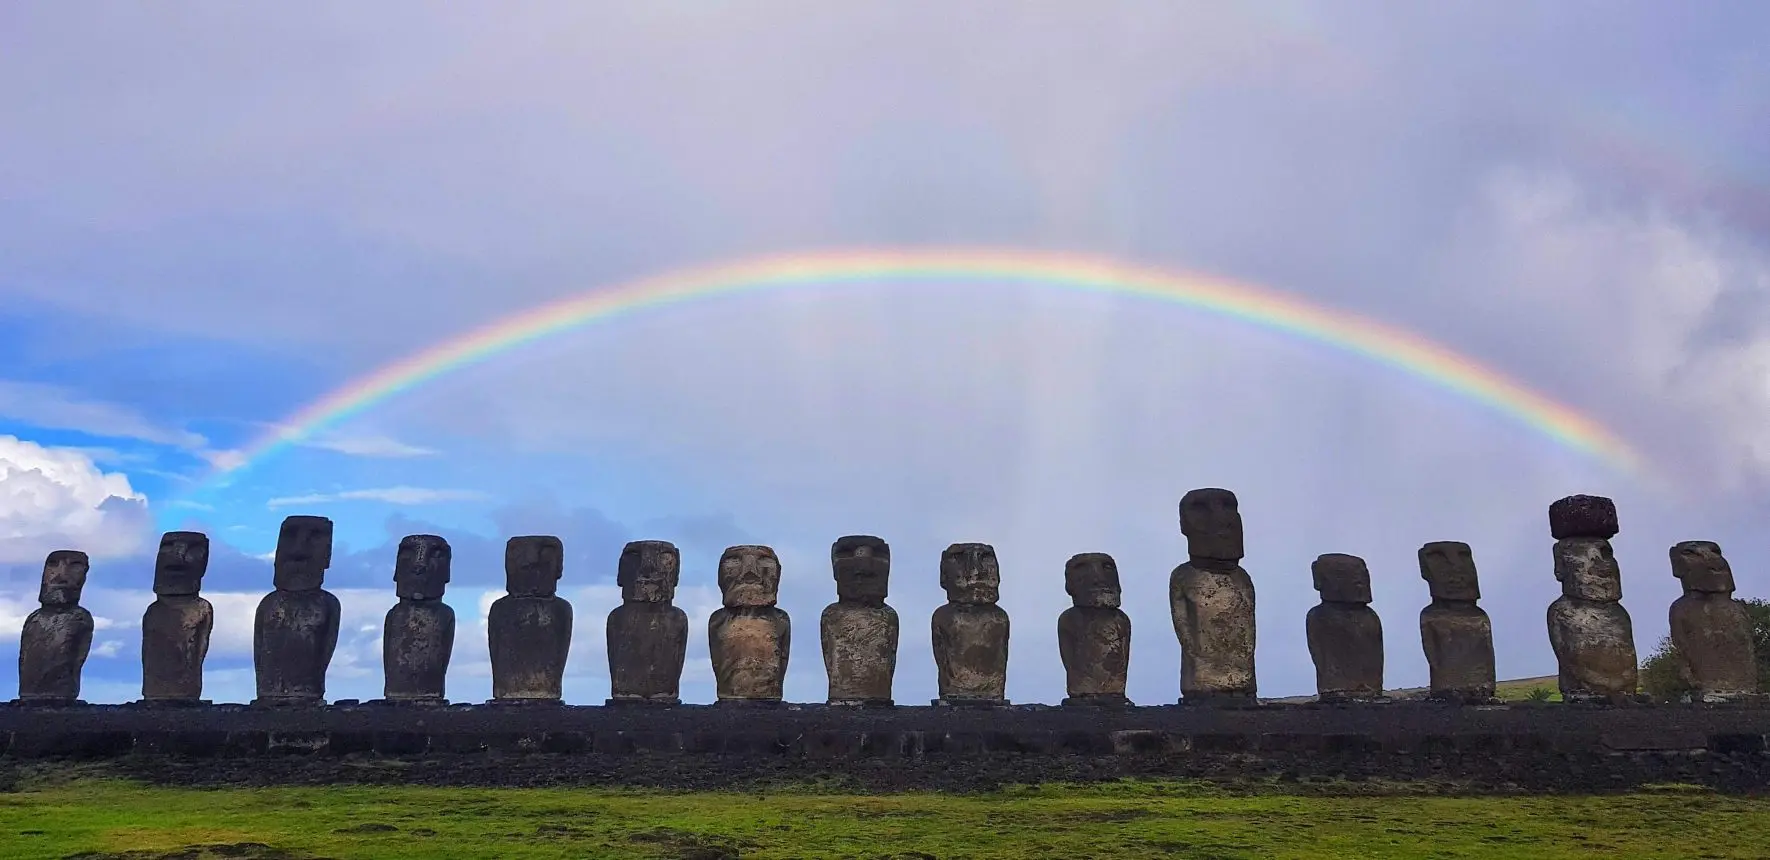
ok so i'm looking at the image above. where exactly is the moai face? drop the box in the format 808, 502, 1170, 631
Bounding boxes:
505, 536, 564, 597
38, 550, 89, 606
153, 531, 209, 596
832, 535, 890, 603
618, 540, 680, 603
718, 545, 782, 607
940, 542, 1001, 605
1312, 553, 1372, 604
1553, 537, 1622, 601
1064, 552, 1121, 608
272, 515, 333, 591
1180, 488, 1243, 562
394, 534, 452, 600
1418, 541, 1480, 601
1671, 540, 1735, 594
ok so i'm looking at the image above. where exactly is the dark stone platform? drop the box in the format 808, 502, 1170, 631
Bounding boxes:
2, 700, 1766, 793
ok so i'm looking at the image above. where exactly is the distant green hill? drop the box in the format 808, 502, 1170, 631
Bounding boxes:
1267, 675, 1560, 704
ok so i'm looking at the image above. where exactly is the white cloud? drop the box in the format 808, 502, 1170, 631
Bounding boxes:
265, 486, 489, 508
0, 380, 207, 449
0, 435, 152, 562
298, 431, 438, 459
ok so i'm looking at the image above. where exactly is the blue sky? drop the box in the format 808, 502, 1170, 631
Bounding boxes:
2, 2, 1767, 706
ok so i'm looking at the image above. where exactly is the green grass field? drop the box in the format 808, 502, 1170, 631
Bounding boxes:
3, 774, 1768, 859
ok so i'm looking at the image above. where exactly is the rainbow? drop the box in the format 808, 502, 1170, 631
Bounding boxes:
201, 248, 1642, 486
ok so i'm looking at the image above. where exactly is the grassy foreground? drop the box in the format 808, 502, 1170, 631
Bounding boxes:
4, 777, 1770, 859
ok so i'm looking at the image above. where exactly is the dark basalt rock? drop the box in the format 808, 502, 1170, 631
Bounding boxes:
254, 516, 340, 707
142, 532, 213, 703
488, 536, 573, 703
383, 535, 455, 704
1306, 553, 1384, 702
821, 535, 898, 706
19, 550, 93, 704
607, 540, 689, 705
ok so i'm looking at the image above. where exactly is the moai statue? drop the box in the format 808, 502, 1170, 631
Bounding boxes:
821, 535, 899, 706
141, 532, 214, 704
1306, 553, 1385, 702
708, 545, 791, 704
253, 516, 340, 706
1668, 541, 1759, 701
931, 542, 1010, 706
488, 536, 573, 703
1169, 488, 1257, 703
1546, 495, 1639, 703
17, 550, 94, 704
1058, 552, 1132, 707
1417, 541, 1496, 702
382, 534, 455, 704
606, 540, 689, 705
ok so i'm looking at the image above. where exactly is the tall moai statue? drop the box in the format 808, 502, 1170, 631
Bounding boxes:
1306, 553, 1384, 702
253, 516, 340, 706
17, 550, 94, 704
1417, 541, 1496, 702
382, 534, 455, 704
1169, 488, 1257, 702
821, 535, 899, 706
1669, 541, 1759, 701
606, 540, 689, 705
708, 545, 791, 704
488, 536, 573, 703
1546, 495, 1639, 703
931, 542, 1010, 706
1058, 552, 1132, 707
141, 532, 213, 704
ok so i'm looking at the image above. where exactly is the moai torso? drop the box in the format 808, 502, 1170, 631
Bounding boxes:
18, 550, 94, 703
1417, 541, 1495, 702
254, 516, 341, 705
1169, 488, 1257, 702
1058, 552, 1132, 706
1545, 496, 1638, 702
606, 540, 689, 704
821, 535, 899, 706
488, 536, 573, 702
383, 534, 456, 703
1306, 553, 1384, 702
1668, 541, 1758, 699
142, 532, 214, 703
931, 542, 1010, 705
708, 545, 791, 703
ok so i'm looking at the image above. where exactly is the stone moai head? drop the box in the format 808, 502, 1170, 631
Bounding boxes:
618, 540, 680, 603
1549, 494, 1619, 541
1180, 488, 1243, 562
1418, 541, 1480, 602
505, 536, 564, 597
153, 531, 209, 596
272, 515, 333, 591
940, 542, 1001, 605
394, 534, 452, 600
1553, 538, 1622, 601
38, 550, 89, 606
1312, 553, 1373, 604
1671, 540, 1735, 595
1064, 552, 1121, 608
718, 545, 781, 608
832, 535, 890, 603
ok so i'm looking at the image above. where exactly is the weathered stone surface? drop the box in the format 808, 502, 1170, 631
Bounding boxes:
254, 517, 340, 706
1548, 535, 1638, 702
1417, 541, 1496, 702
489, 536, 573, 702
1171, 489, 1256, 702
709, 545, 791, 703
142, 532, 213, 703
1669, 541, 1758, 700
1058, 552, 1131, 706
1549, 494, 1619, 540
383, 535, 455, 703
1306, 553, 1383, 702
931, 542, 1010, 705
607, 540, 689, 704
19, 550, 94, 703
821, 535, 898, 706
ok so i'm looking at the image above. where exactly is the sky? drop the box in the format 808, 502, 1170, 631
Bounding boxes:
1, 2, 1767, 706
